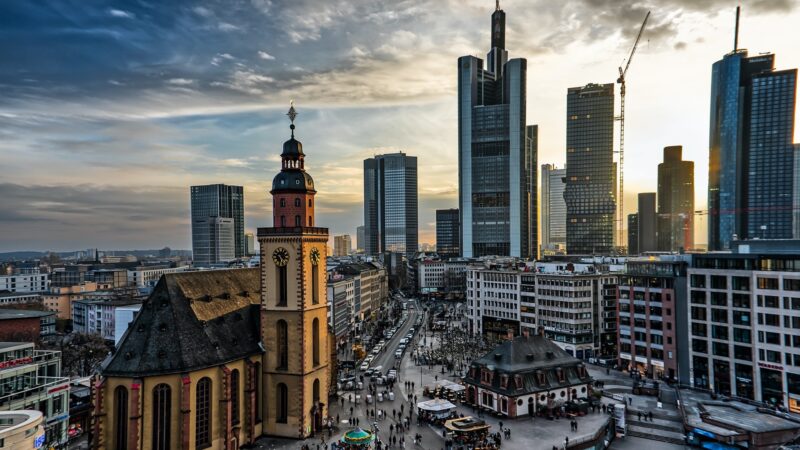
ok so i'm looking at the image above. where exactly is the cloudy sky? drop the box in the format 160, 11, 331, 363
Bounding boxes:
1, 0, 798, 252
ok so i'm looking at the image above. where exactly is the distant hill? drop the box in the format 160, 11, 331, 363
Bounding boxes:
0, 249, 190, 262
0, 251, 49, 261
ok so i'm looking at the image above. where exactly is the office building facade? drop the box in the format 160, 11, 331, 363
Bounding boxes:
363, 153, 418, 257
356, 226, 366, 253
458, 4, 536, 258
627, 214, 639, 256
637, 192, 657, 253
657, 146, 695, 252
564, 83, 616, 255
541, 164, 567, 254
190, 184, 245, 262
708, 50, 798, 249
192, 216, 235, 266
334, 234, 352, 257
436, 208, 460, 258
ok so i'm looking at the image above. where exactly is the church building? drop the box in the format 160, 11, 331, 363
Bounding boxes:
90, 104, 332, 449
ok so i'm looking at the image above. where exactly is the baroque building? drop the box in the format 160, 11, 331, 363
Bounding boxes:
90, 105, 332, 449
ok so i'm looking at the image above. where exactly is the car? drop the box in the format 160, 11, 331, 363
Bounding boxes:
372, 365, 383, 373
360, 362, 370, 371
395, 350, 402, 358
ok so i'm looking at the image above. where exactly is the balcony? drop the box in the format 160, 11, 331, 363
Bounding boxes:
0, 375, 70, 408
257, 226, 329, 237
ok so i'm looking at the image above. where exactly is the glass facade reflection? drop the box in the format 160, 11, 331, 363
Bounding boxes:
436, 208, 460, 258
363, 153, 418, 257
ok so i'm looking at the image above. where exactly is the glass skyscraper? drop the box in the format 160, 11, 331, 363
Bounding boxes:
657, 145, 694, 252
457, 4, 536, 258
363, 152, 418, 257
564, 83, 616, 255
708, 50, 798, 249
541, 164, 566, 254
190, 184, 245, 265
436, 208, 460, 258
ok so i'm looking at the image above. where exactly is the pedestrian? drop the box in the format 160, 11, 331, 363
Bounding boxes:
637, 411, 641, 421
628, 397, 632, 406
565, 436, 569, 446
648, 411, 653, 421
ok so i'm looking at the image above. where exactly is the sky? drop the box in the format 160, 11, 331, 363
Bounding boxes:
1, 0, 799, 253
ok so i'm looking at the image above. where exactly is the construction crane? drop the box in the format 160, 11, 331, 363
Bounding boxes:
616, 11, 650, 249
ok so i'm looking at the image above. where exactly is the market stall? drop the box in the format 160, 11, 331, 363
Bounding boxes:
444, 416, 497, 449
417, 398, 458, 424
339, 428, 375, 449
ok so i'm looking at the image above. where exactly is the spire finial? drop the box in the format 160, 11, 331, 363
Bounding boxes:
496, 0, 500, 11
287, 100, 297, 137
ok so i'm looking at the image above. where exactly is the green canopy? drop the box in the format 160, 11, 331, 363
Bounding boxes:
341, 428, 375, 444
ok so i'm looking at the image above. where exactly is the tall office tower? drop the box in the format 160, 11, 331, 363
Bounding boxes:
356, 225, 366, 252
363, 152, 418, 257
637, 193, 657, 253
627, 214, 639, 255
564, 83, 616, 254
334, 235, 352, 256
436, 208, 460, 258
708, 41, 798, 249
192, 216, 235, 265
658, 146, 695, 252
190, 183, 245, 258
458, 4, 536, 258
541, 164, 567, 254
245, 232, 256, 256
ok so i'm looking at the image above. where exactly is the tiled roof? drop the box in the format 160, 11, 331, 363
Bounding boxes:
102, 268, 262, 377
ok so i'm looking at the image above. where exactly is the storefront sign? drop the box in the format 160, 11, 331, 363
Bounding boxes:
0, 356, 33, 369
758, 362, 784, 371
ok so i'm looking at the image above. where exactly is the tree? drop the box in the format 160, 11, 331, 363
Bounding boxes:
54, 333, 112, 377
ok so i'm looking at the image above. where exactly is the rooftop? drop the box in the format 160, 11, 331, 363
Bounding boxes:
0, 309, 54, 320
681, 389, 800, 437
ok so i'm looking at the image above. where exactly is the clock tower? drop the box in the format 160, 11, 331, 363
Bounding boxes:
259, 103, 330, 439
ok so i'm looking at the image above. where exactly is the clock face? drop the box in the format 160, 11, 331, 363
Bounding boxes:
272, 247, 290, 267
310, 247, 321, 265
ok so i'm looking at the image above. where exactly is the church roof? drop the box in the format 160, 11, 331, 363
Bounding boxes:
102, 268, 262, 377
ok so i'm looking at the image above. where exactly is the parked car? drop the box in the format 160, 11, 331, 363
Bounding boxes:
360, 362, 369, 371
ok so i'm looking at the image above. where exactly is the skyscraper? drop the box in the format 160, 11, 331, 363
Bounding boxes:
541, 164, 566, 254
708, 37, 798, 249
190, 183, 245, 260
436, 208, 460, 258
637, 192, 657, 253
334, 235, 352, 256
363, 152, 418, 257
245, 232, 256, 256
192, 216, 235, 266
564, 83, 616, 255
657, 146, 695, 252
356, 225, 366, 253
627, 214, 639, 255
458, 3, 536, 258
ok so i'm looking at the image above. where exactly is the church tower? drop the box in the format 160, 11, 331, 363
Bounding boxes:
259, 103, 330, 438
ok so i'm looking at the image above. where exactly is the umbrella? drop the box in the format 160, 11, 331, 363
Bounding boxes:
341, 428, 375, 445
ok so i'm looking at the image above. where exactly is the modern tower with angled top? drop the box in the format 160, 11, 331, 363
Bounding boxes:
458, 2, 537, 258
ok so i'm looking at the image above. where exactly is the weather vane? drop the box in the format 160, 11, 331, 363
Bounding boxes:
287, 100, 297, 137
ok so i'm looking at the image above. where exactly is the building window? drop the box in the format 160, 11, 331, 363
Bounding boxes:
277, 266, 287, 306
114, 386, 128, 450
308, 199, 312, 207
295, 198, 301, 207
196, 378, 211, 449
313, 318, 320, 366
313, 379, 320, 403
295, 215, 301, 226
277, 320, 288, 369
280, 198, 286, 207
276, 383, 288, 423
231, 369, 240, 425
254, 362, 262, 423
312, 266, 319, 305
280, 215, 286, 227
152, 384, 172, 450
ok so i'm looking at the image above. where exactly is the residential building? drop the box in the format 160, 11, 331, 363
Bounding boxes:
327, 273, 355, 342
657, 146, 695, 252
363, 152, 418, 257
0, 271, 49, 293
356, 225, 366, 253
462, 334, 592, 418
127, 264, 191, 289
435, 209, 460, 258
0, 342, 70, 446
92, 268, 129, 289
41, 282, 97, 320
0, 309, 56, 342
0, 291, 42, 306
458, 4, 537, 258
190, 183, 245, 262
708, 48, 798, 249
637, 192, 657, 253
333, 262, 387, 322
334, 235, 352, 257
564, 83, 616, 255
72, 299, 143, 341
541, 164, 567, 255
686, 244, 800, 410
192, 216, 235, 266
0, 410, 46, 449
113, 304, 142, 345
627, 214, 639, 255
245, 232, 256, 256
50, 265, 89, 287
617, 256, 690, 382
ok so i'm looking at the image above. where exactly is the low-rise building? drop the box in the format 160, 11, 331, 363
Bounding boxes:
0, 309, 56, 342
327, 273, 355, 342
72, 299, 143, 341
463, 333, 593, 418
333, 262, 387, 321
417, 257, 468, 297
0, 271, 49, 293
0, 342, 70, 446
0, 410, 46, 449
0, 291, 42, 306
127, 264, 191, 289
113, 304, 142, 346
41, 282, 97, 320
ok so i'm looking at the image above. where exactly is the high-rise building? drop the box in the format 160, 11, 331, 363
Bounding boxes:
245, 232, 256, 256
708, 45, 798, 249
637, 192, 657, 253
334, 235, 352, 256
192, 216, 235, 266
363, 152, 418, 257
658, 146, 695, 252
627, 214, 639, 255
540, 164, 566, 254
435, 208, 460, 258
190, 183, 245, 261
564, 83, 616, 255
356, 225, 366, 253
457, 4, 536, 258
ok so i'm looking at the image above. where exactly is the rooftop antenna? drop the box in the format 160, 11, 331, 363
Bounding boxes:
496, 0, 500, 11
734, 6, 740, 52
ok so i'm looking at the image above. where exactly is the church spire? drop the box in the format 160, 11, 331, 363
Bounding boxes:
287, 100, 297, 138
